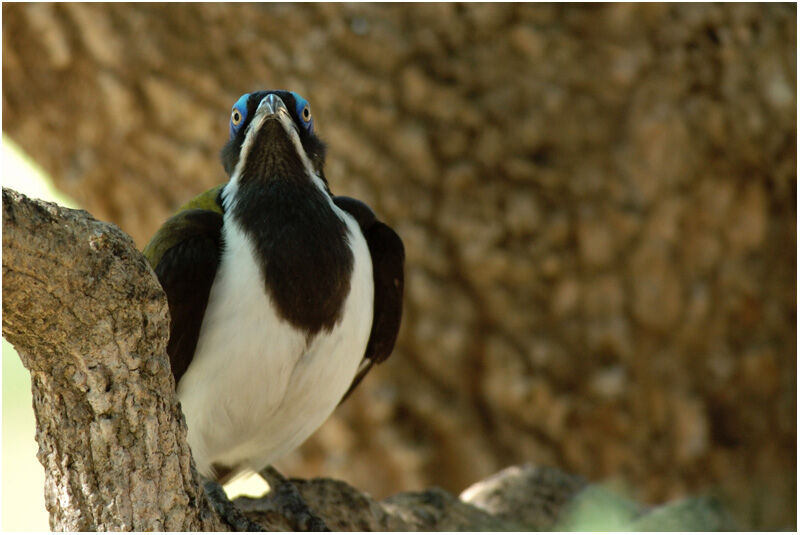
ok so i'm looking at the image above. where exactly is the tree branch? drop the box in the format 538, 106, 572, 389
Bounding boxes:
2, 188, 225, 531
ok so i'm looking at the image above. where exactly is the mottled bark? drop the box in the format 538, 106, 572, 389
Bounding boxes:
2, 188, 225, 531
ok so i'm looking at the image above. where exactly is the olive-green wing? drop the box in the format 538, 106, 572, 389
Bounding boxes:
143, 184, 225, 268
143, 185, 225, 385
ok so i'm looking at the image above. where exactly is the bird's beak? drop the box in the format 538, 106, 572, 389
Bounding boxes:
257, 93, 289, 118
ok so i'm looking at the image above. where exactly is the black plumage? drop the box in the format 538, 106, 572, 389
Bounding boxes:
153, 209, 223, 384
233, 176, 354, 335
333, 196, 405, 401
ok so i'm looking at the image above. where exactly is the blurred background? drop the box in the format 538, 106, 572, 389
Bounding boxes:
2, 3, 796, 531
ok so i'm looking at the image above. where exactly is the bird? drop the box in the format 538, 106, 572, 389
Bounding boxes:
143, 90, 404, 528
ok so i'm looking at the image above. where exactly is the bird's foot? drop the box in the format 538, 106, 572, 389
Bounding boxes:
202, 476, 265, 531
259, 466, 330, 531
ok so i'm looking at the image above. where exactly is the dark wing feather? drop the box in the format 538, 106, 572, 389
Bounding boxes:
334, 196, 405, 402
150, 209, 224, 385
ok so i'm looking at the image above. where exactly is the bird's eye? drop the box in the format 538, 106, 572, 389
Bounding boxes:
231, 109, 242, 126
302, 105, 311, 122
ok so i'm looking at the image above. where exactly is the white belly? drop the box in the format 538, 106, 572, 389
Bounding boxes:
177, 209, 373, 478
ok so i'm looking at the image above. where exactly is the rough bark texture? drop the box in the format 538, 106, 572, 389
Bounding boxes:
1, 189, 225, 531
2, 3, 796, 530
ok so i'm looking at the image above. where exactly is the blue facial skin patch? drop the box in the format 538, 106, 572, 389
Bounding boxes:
289, 91, 313, 132
229, 93, 250, 139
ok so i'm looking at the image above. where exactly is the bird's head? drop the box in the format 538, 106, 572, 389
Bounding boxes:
220, 90, 327, 192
